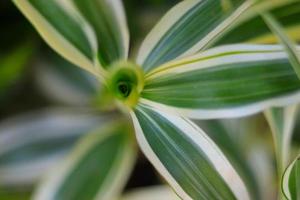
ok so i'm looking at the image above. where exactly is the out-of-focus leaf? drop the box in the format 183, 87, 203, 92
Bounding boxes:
0, 109, 106, 187
121, 186, 180, 200
72, 0, 129, 67
142, 44, 300, 119
0, 41, 34, 95
131, 105, 250, 200
33, 122, 136, 200
137, 0, 252, 72
282, 155, 300, 200
0, 190, 31, 200
264, 105, 298, 173
197, 120, 260, 200
35, 52, 99, 106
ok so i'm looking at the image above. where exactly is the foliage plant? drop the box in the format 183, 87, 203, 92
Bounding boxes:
9, 0, 300, 199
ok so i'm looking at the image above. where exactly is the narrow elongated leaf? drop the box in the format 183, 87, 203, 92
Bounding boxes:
197, 120, 260, 200
137, 0, 253, 72
264, 105, 298, 174
12, 0, 99, 76
121, 186, 180, 200
282, 155, 300, 200
131, 105, 250, 200
33, 122, 136, 200
72, 0, 129, 67
261, 12, 300, 80
0, 109, 104, 187
141, 44, 300, 119
218, 0, 300, 44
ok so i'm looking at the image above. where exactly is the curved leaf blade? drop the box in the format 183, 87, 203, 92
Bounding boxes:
33, 122, 136, 200
131, 105, 250, 200
12, 0, 99, 76
264, 105, 298, 174
197, 120, 261, 200
72, 0, 129, 67
142, 44, 300, 119
282, 155, 300, 200
137, 0, 252, 72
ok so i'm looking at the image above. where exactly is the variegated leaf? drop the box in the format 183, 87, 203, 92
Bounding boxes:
137, 0, 253, 72
72, 0, 129, 67
282, 155, 300, 200
131, 105, 250, 200
0, 109, 104, 187
33, 122, 136, 200
197, 120, 260, 200
12, 0, 100, 77
219, 0, 300, 44
264, 105, 298, 173
261, 11, 300, 80
141, 44, 300, 119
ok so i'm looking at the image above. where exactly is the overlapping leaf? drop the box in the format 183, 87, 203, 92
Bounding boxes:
198, 120, 260, 200
282, 155, 300, 200
72, 0, 129, 67
131, 105, 250, 200
12, 0, 98, 76
33, 122, 136, 200
141, 44, 300, 119
219, 0, 300, 44
264, 105, 298, 174
137, 0, 252, 72
261, 11, 300, 80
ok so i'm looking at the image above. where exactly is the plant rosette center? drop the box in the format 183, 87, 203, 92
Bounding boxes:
107, 61, 144, 109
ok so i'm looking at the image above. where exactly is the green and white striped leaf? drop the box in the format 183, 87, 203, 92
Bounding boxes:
264, 105, 298, 174
0, 109, 103, 187
197, 120, 260, 200
261, 12, 300, 80
12, 0, 99, 77
282, 155, 300, 200
218, 0, 300, 44
131, 105, 250, 200
33, 122, 136, 200
72, 0, 129, 67
121, 186, 180, 200
137, 0, 253, 72
141, 44, 300, 119
35, 52, 99, 106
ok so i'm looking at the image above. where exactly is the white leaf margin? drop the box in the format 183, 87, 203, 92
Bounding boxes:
130, 106, 250, 200
33, 125, 136, 200
12, 0, 103, 79
142, 45, 300, 119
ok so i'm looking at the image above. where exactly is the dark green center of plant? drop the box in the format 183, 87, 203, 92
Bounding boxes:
117, 81, 132, 98
107, 61, 144, 108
